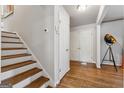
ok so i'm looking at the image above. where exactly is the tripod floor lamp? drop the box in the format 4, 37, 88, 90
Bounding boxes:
101, 34, 118, 72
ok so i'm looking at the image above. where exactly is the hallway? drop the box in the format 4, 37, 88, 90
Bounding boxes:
57, 61, 123, 88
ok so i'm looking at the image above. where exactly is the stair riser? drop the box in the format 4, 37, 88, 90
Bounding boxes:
2, 37, 20, 42
1, 56, 32, 66
1, 43, 24, 48
1, 32, 50, 88
1, 50, 28, 56
40, 81, 49, 88
2, 33, 17, 37
13, 71, 43, 88
1, 63, 37, 80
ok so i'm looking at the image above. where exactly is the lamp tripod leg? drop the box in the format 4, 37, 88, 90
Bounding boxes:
101, 47, 109, 66
110, 47, 118, 72
109, 47, 111, 61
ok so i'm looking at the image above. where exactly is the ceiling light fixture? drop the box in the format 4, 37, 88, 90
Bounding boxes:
77, 5, 87, 11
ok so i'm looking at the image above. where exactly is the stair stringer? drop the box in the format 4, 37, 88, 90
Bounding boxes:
15, 32, 53, 87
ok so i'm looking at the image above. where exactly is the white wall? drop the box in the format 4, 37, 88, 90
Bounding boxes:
2, 5, 70, 86
122, 20, 124, 63
101, 20, 123, 66
0, 6, 2, 31
122, 20, 124, 48
2, 5, 55, 84
70, 24, 97, 63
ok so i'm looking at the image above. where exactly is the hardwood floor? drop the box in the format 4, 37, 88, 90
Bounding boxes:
57, 61, 123, 88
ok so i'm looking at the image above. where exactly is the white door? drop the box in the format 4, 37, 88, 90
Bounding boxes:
70, 31, 80, 61
59, 6, 70, 80
80, 30, 93, 62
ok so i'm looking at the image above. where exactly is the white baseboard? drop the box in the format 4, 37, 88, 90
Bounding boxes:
102, 62, 121, 66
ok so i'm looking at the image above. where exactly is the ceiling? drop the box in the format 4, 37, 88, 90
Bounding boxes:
64, 5, 124, 27
64, 5, 100, 27
103, 5, 124, 22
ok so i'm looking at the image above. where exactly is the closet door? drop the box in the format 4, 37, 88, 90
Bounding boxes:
58, 6, 70, 80
70, 31, 80, 61
80, 30, 93, 63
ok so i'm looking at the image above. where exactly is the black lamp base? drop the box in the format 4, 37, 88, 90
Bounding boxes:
101, 45, 118, 72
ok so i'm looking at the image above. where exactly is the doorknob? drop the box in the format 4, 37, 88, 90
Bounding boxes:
77, 48, 80, 50
66, 49, 69, 51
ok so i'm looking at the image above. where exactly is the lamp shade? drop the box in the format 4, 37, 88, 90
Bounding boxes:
104, 34, 117, 45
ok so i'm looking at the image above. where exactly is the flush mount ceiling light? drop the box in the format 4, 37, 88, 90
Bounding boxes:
77, 5, 87, 11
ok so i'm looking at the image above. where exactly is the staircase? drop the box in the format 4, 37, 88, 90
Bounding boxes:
0, 31, 50, 88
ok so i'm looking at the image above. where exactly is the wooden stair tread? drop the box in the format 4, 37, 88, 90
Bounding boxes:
2, 68, 42, 85
2, 36, 19, 39
1, 53, 31, 60
2, 41, 23, 44
2, 47, 27, 50
25, 76, 49, 88
1, 60, 36, 72
2, 31, 16, 34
